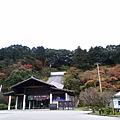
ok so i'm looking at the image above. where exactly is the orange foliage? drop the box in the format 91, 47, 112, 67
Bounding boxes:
116, 72, 120, 79
36, 60, 43, 69
102, 83, 117, 90
80, 64, 120, 91
110, 77, 118, 81
0, 73, 7, 79
22, 64, 33, 70
85, 80, 95, 87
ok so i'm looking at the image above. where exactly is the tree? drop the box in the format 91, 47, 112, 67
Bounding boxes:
63, 67, 82, 95
22, 64, 33, 70
0, 73, 7, 85
100, 90, 115, 107
0, 92, 7, 104
80, 87, 102, 109
35, 60, 43, 70
72, 46, 91, 71
79, 87, 116, 112
45, 48, 72, 69
88, 46, 108, 66
32, 46, 46, 63
4, 68, 33, 86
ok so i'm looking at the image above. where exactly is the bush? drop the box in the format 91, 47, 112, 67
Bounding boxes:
101, 108, 105, 114
105, 106, 112, 115
94, 106, 99, 111
0, 104, 8, 110
0, 92, 7, 104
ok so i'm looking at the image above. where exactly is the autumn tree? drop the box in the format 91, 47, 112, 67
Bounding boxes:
0, 73, 7, 85
35, 60, 43, 70
22, 64, 33, 70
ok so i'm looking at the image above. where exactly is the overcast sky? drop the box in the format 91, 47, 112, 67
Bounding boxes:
0, 0, 120, 51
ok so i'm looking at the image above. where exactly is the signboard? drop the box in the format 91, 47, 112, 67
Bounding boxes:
28, 95, 49, 101
28, 95, 34, 100
34, 95, 49, 100
58, 101, 74, 110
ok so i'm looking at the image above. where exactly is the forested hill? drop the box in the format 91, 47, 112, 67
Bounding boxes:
0, 44, 120, 92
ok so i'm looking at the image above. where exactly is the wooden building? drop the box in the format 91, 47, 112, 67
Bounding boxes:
4, 76, 74, 110
113, 92, 120, 110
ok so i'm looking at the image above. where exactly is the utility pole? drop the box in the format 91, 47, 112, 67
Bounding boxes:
95, 62, 102, 92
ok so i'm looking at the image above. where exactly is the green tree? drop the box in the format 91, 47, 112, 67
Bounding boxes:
63, 67, 82, 96
4, 68, 33, 86
72, 46, 91, 71
32, 46, 46, 63
45, 49, 72, 69
88, 46, 108, 66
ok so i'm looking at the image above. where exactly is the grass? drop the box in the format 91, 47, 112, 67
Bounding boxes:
75, 106, 90, 111
92, 110, 120, 117
75, 107, 120, 117
113, 112, 120, 117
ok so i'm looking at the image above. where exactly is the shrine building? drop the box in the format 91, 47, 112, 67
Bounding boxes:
4, 72, 75, 110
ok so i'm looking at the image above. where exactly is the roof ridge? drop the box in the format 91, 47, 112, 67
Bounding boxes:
10, 76, 55, 88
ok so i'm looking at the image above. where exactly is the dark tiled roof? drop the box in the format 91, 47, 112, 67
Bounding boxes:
10, 76, 55, 88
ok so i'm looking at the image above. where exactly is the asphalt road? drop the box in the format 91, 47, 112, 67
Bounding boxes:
0, 110, 119, 120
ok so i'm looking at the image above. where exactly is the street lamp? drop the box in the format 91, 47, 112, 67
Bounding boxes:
95, 62, 102, 92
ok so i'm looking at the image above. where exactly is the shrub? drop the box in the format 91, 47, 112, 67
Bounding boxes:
101, 108, 105, 114
105, 106, 112, 115
0, 104, 8, 110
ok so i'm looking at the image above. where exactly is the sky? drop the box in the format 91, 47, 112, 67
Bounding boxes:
0, 0, 120, 51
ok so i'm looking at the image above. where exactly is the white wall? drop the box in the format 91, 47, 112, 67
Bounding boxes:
113, 98, 120, 109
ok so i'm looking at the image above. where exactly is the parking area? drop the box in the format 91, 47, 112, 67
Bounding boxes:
0, 109, 119, 120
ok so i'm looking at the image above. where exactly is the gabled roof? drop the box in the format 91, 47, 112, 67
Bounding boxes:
8, 76, 74, 96
3, 91, 15, 95
10, 76, 55, 89
51, 87, 75, 96
114, 91, 120, 98
47, 76, 63, 84
49, 81, 64, 89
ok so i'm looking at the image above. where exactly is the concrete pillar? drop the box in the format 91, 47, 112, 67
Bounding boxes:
29, 101, 31, 109
23, 95, 26, 110
8, 95, 11, 110
50, 93, 52, 104
15, 96, 18, 110
65, 93, 68, 101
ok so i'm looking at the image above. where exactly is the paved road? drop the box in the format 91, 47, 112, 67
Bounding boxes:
0, 110, 119, 120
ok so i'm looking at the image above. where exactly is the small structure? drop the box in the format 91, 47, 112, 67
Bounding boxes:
4, 74, 74, 110
113, 92, 120, 110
